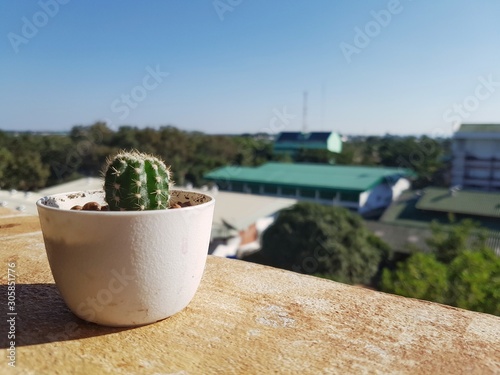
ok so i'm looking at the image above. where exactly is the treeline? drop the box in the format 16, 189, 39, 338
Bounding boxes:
0, 122, 280, 191
0, 122, 450, 191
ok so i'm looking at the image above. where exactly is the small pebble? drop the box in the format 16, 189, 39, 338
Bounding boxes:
71, 205, 83, 210
82, 202, 101, 211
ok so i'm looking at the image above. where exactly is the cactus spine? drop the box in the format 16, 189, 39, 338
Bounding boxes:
104, 151, 171, 211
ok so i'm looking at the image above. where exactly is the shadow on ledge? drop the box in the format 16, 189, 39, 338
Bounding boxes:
0, 284, 132, 347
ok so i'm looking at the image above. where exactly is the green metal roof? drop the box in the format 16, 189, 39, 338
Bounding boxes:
380, 191, 500, 244
416, 188, 500, 218
381, 190, 500, 229
205, 163, 413, 192
457, 124, 500, 133
380, 191, 430, 228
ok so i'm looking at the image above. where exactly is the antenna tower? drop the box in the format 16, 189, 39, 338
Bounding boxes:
302, 91, 308, 134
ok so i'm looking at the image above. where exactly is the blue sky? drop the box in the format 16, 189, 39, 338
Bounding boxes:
1, 0, 499, 135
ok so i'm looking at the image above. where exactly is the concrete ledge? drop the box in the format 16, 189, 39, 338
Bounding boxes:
0, 214, 499, 374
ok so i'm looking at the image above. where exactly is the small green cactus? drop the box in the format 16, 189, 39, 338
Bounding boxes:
104, 150, 172, 211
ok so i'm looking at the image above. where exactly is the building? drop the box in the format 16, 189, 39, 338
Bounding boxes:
273, 132, 342, 156
451, 123, 500, 191
208, 191, 297, 258
375, 124, 500, 255
377, 188, 500, 255
204, 162, 413, 215
415, 187, 500, 223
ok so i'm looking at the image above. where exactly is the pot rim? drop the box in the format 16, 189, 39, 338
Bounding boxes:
36, 189, 215, 216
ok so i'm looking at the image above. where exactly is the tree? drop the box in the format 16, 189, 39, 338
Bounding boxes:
232, 136, 273, 166
448, 248, 500, 315
380, 253, 449, 304
2, 151, 50, 191
38, 134, 81, 185
69, 123, 115, 177
379, 219, 500, 315
295, 149, 334, 164
427, 219, 488, 264
377, 136, 446, 188
0, 148, 14, 187
335, 140, 371, 165
258, 202, 391, 285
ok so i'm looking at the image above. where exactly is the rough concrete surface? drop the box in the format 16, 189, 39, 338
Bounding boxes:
0, 210, 499, 374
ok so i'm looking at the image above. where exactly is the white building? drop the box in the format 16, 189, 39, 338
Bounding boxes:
451, 124, 500, 192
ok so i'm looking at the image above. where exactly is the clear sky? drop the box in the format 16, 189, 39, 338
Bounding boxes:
1, 0, 499, 136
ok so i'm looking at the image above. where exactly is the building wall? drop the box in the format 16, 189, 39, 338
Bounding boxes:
359, 178, 410, 214
392, 178, 411, 198
452, 135, 500, 191
454, 138, 500, 159
326, 133, 342, 153
220, 182, 360, 210
220, 179, 410, 216
360, 183, 392, 214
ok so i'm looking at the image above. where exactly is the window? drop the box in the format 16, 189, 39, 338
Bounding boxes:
300, 189, 316, 198
282, 187, 295, 196
263, 185, 278, 194
248, 184, 260, 194
319, 190, 336, 200
341, 192, 359, 202
232, 182, 243, 192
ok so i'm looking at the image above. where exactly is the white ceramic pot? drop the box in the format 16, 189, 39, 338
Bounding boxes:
36, 189, 215, 327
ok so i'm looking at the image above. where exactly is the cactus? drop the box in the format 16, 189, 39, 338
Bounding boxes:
104, 151, 172, 211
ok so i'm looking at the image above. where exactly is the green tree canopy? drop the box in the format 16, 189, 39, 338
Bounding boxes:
1, 150, 50, 191
380, 253, 449, 304
0, 148, 14, 187
0, 123, 287, 190
427, 218, 489, 264
448, 248, 500, 315
259, 202, 391, 285
378, 136, 445, 188
379, 219, 500, 316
